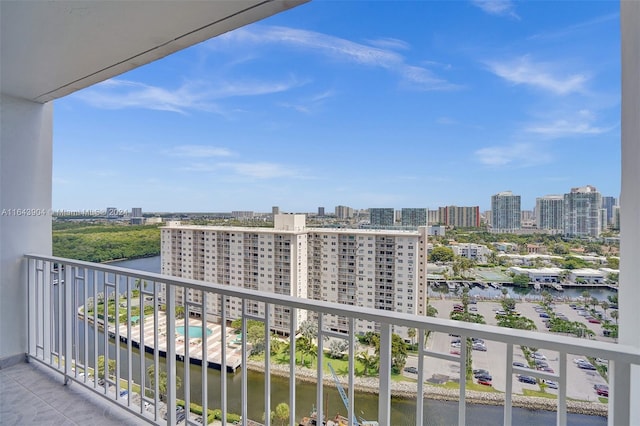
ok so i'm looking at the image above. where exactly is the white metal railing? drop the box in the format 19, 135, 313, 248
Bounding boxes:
26, 254, 640, 426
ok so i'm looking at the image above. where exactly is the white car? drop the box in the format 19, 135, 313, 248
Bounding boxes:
544, 380, 559, 389
532, 352, 547, 360
573, 358, 587, 364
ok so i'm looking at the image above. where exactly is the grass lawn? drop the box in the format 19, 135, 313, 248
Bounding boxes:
522, 389, 556, 399
436, 380, 501, 393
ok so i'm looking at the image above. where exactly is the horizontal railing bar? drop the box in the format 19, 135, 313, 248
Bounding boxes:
423, 350, 461, 363
26, 254, 640, 366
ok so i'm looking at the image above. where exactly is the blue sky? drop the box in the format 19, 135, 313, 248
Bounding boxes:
53, 1, 621, 213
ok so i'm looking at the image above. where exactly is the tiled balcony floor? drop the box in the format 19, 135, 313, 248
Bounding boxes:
0, 361, 147, 425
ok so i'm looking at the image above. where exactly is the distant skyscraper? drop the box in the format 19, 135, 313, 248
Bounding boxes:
438, 206, 481, 228
130, 207, 143, 225
536, 195, 564, 233
491, 191, 521, 233
369, 208, 395, 227
401, 208, 427, 227
318, 207, 325, 216
427, 209, 440, 225
335, 205, 354, 219
601, 196, 617, 225
563, 185, 602, 237
272, 206, 280, 216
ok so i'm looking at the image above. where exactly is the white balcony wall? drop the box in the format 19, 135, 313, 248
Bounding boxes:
619, 1, 640, 425
0, 95, 53, 364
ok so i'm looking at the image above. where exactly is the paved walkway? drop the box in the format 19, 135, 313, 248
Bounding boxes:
0, 361, 146, 425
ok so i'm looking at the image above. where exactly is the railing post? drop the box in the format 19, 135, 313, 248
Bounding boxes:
609, 360, 631, 426
63, 264, 73, 384
264, 303, 271, 426
348, 317, 355, 426
166, 283, 176, 425
27, 258, 36, 359
416, 329, 425, 425
458, 337, 467, 426
289, 308, 297, 426
557, 352, 567, 426
504, 343, 513, 426
378, 322, 392, 426
316, 315, 324, 426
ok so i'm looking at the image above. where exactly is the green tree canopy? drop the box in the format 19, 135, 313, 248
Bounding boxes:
429, 246, 455, 263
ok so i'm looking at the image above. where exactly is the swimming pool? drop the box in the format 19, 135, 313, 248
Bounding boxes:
175, 325, 213, 338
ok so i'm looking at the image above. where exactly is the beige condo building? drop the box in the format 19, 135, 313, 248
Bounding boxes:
160, 214, 429, 339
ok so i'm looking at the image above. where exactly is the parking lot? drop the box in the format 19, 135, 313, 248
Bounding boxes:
404, 298, 611, 402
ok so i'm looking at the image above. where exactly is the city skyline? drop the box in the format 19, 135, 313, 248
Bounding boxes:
53, 1, 620, 212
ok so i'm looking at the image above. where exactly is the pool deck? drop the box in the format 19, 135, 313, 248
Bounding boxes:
82, 311, 244, 372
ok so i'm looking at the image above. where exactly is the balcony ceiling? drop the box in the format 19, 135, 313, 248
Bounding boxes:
0, 0, 307, 103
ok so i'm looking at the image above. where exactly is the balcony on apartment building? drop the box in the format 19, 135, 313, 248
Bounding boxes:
1, 2, 639, 426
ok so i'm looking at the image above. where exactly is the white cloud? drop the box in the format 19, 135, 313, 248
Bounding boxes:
525, 110, 617, 138
216, 26, 460, 91
366, 37, 411, 51
475, 143, 551, 167
165, 145, 233, 158
528, 12, 618, 41
471, 0, 520, 19
73, 76, 302, 113
486, 55, 588, 95
219, 162, 299, 179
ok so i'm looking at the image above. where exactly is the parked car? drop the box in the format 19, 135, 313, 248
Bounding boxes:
538, 366, 554, 373
472, 342, 487, 351
473, 369, 490, 376
512, 362, 526, 368
545, 380, 559, 389
477, 377, 492, 386
476, 373, 493, 382
532, 352, 547, 360
578, 361, 597, 370
588, 317, 601, 324
539, 312, 550, 318
595, 385, 609, 397
534, 360, 548, 368
518, 375, 537, 384
164, 407, 186, 424
404, 366, 418, 374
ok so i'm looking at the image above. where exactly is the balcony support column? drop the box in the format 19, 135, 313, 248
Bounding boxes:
620, 1, 640, 425
0, 95, 52, 366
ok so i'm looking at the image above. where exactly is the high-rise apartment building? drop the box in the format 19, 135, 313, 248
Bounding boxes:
317, 207, 325, 216
369, 208, 395, 227
601, 196, 618, 225
490, 191, 521, 233
427, 209, 440, 225
535, 195, 564, 233
401, 208, 427, 227
335, 205, 354, 220
160, 215, 428, 338
437, 206, 481, 228
160, 214, 309, 333
563, 185, 602, 237
130, 207, 143, 225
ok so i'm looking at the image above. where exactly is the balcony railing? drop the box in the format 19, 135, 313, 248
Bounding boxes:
26, 254, 640, 426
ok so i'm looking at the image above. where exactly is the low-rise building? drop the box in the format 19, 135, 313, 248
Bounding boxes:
569, 268, 606, 284
508, 266, 564, 283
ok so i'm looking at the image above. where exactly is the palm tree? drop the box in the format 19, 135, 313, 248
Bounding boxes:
407, 328, 416, 346
610, 310, 619, 326
147, 364, 182, 402
97, 355, 115, 379
274, 402, 290, 425
601, 301, 610, 319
